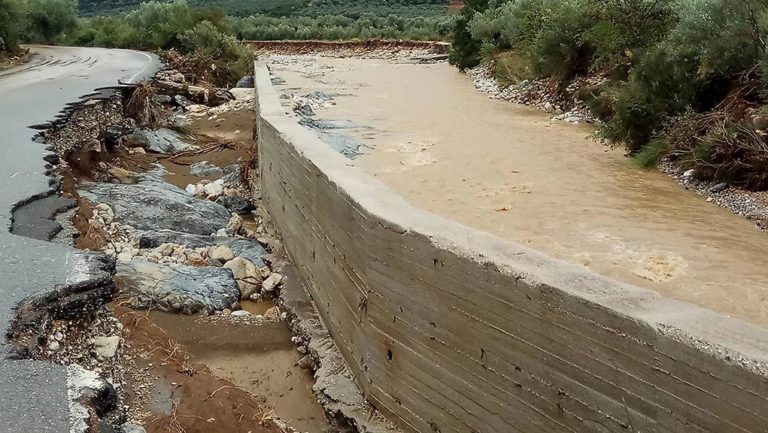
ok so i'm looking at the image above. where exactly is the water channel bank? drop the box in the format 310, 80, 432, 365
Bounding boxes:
257, 54, 768, 433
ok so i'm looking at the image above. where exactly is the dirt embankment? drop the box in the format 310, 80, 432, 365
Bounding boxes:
8, 57, 336, 433
244, 39, 449, 57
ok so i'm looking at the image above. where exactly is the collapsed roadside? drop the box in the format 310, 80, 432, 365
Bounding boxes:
6, 50, 396, 433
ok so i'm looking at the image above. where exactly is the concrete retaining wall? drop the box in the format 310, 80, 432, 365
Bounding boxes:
255, 63, 768, 433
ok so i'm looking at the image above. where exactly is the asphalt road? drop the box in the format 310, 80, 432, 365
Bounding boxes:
0, 46, 160, 433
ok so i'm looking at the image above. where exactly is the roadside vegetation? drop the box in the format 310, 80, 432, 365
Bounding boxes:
451, 0, 768, 190
1, 0, 453, 79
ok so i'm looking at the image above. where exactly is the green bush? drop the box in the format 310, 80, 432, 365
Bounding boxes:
26, 0, 78, 44
0, 0, 27, 52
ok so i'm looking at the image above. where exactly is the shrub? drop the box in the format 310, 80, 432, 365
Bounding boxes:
0, 0, 27, 52
449, 0, 490, 69
26, 0, 78, 44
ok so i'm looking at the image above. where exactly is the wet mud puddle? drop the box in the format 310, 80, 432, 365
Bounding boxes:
147, 307, 331, 433
271, 56, 768, 329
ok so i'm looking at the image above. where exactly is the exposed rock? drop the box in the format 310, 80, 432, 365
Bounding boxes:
174, 94, 192, 108
203, 178, 225, 198
104, 124, 135, 149
151, 94, 173, 105
137, 231, 268, 266
209, 244, 235, 263
223, 257, 262, 299
227, 214, 244, 234
216, 195, 256, 215
710, 182, 729, 193
231, 310, 251, 317
263, 306, 281, 321
230, 88, 255, 101
297, 355, 313, 369
80, 176, 231, 235
236, 76, 255, 88
187, 104, 208, 114
125, 128, 193, 154
117, 259, 240, 314
92, 335, 120, 358
123, 423, 147, 433
261, 272, 283, 292
106, 167, 136, 184
189, 161, 224, 177
222, 238, 267, 266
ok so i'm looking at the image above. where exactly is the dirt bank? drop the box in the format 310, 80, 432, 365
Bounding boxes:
12, 62, 337, 433
245, 40, 448, 57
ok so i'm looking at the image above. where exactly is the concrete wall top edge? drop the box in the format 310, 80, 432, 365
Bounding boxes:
254, 61, 768, 372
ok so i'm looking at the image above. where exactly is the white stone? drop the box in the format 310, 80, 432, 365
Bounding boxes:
209, 244, 235, 263
231, 310, 251, 317
223, 257, 261, 298
185, 184, 197, 195
92, 336, 120, 358
262, 272, 283, 292
263, 306, 281, 321
203, 179, 225, 198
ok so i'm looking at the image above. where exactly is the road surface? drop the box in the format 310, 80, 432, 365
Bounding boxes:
0, 46, 159, 433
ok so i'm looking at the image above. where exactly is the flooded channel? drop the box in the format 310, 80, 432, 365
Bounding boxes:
271, 56, 768, 329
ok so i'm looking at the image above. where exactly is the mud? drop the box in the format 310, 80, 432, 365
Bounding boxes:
114, 306, 289, 433
147, 309, 332, 433
28, 69, 334, 433
273, 56, 768, 330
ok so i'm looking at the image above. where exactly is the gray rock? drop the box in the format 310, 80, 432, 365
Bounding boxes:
710, 182, 729, 193
105, 124, 135, 149
80, 177, 230, 235
216, 195, 256, 215
151, 94, 173, 105
174, 94, 192, 108
136, 231, 268, 266
222, 164, 242, 184
226, 238, 267, 267
138, 230, 214, 249
126, 128, 192, 154
236, 76, 254, 88
117, 259, 240, 314
189, 161, 224, 177
123, 423, 147, 433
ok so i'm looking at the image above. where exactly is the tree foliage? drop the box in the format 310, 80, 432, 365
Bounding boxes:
0, 0, 27, 52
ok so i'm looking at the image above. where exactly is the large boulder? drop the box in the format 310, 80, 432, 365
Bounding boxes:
125, 128, 193, 154
223, 257, 261, 299
79, 176, 230, 235
116, 259, 240, 314
235, 76, 254, 88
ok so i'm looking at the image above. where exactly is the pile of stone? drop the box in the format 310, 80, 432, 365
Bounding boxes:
82, 163, 285, 316
466, 64, 600, 124
661, 161, 768, 231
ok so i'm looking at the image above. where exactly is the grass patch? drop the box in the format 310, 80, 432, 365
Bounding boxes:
632, 137, 668, 168
494, 51, 531, 86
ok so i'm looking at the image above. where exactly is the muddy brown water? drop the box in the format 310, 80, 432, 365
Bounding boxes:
272, 57, 768, 329
147, 309, 331, 433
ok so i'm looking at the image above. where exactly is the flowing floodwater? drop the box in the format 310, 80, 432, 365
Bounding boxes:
271, 56, 768, 329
